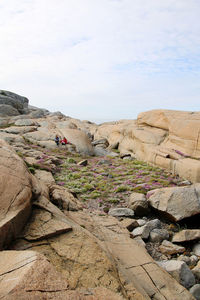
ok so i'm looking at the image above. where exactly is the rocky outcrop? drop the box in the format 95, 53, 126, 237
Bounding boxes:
0, 250, 124, 299
93, 109, 200, 183
0, 140, 33, 250
147, 184, 200, 221
0, 90, 28, 115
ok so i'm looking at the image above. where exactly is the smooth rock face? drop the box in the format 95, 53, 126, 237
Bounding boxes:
15, 119, 37, 126
0, 104, 20, 116
0, 139, 32, 249
22, 208, 72, 241
128, 192, 150, 216
108, 208, 134, 217
34, 169, 55, 186
148, 184, 200, 221
172, 230, 200, 243
0, 90, 28, 113
158, 260, 196, 289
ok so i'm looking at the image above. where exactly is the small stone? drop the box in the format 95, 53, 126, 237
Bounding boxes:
77, 159, 88, 166
149, 229, 169, 243
177, 255, 191, 265
190, 255, 199, 266
157, 260, 195, 289
159, 240, 185, 255
189, 284, 200, 300
108, 208, 134, 218
132, 225, 150, 240
192, 242, 200, 256
145, 219, 161, 231
137, 219, 147, 226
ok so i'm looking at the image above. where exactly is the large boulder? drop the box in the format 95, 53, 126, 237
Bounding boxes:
148, 184, 200, 221
0, 139, 33, 249
0, 90, 28, 114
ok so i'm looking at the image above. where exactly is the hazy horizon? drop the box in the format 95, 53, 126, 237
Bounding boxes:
1, 0, 200, 121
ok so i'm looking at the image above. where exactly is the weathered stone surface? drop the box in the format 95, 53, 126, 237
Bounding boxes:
0, 104, 20, 116
0, 132, 24, 144
108, 207, 134, 218
158, 260, 196, 289
34, 169, 55, 186
50, 184, 83, 211
128, 192, 150, 216
148, 184, 200, 221
0, 250, 123, 299
15, 119, 38, 126
172, 230, 200, 243
159, 240, 185, 255
22, 208, 72, 241
1, 125, 37, 135
0, 139, 32, 249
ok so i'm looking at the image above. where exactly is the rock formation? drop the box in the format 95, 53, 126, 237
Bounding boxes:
0, 91, 199, 299
93, 109, 200, 183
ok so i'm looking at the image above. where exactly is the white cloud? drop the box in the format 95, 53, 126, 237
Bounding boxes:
0, 0, 200, 121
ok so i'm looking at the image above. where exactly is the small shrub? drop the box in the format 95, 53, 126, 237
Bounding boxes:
28, 167, 36, 174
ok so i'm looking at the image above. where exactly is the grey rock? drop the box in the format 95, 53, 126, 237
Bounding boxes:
177, 255, 192, 265
108, 208, 134, 218
145, 219, 161, 231
189, 284, 200, 300
0, 104, 20, 116
0, 118, 9, 127
158, 260, 196, 289
0, 90, 28, 113
15, 119, 37, 126
137, 219, 147, 226
149, 228, 169, 243
29, 110, 47, 118
132, 225, 150, 240
190, 255, 199, 266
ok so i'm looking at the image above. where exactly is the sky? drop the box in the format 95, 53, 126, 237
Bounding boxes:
0, 0, 200, 123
